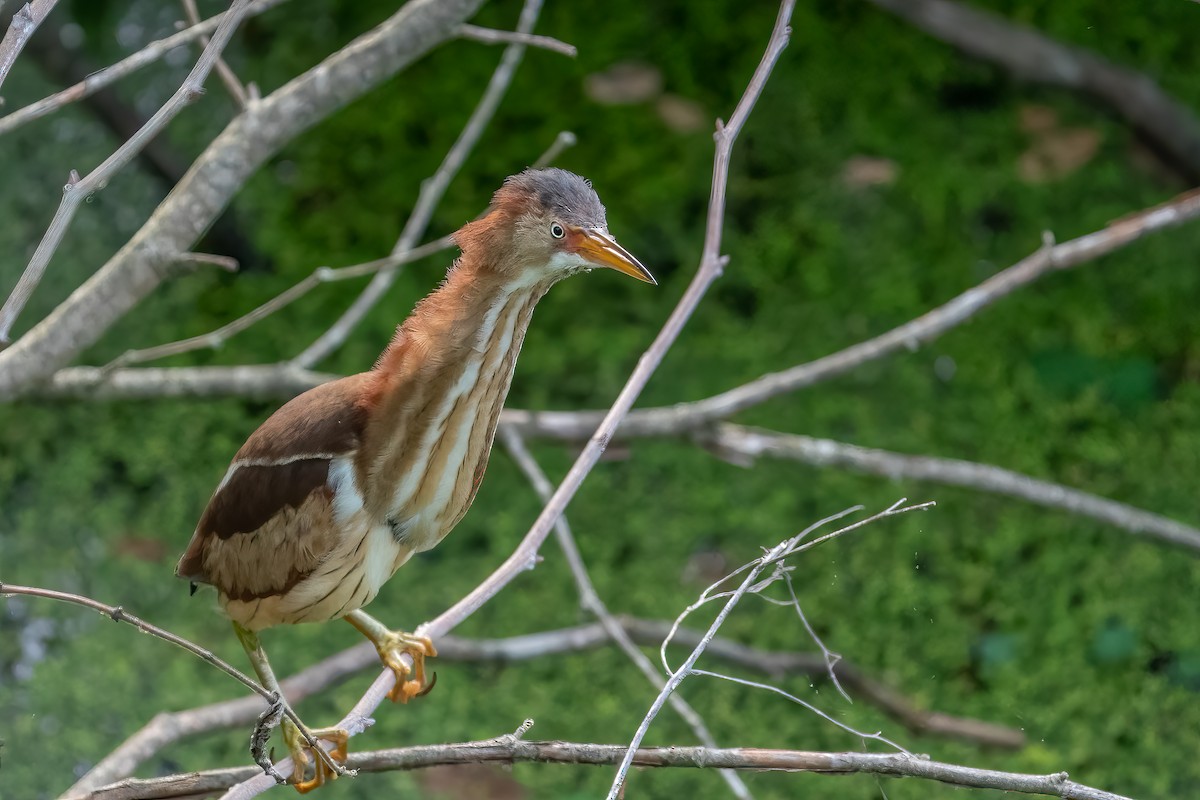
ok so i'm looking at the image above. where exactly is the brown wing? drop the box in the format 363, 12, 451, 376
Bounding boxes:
176, 373, 373, 601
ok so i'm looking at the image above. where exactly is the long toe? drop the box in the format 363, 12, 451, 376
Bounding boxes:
379, 632, 437, 703
285, 724, 350, 793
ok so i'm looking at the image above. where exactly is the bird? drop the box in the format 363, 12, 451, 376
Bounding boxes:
175, 168, 655, 791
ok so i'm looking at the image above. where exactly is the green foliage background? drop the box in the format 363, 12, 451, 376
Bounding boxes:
2, 1, 1200, 797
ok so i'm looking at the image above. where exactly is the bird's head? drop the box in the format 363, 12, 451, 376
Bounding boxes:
456, 168, 656, 286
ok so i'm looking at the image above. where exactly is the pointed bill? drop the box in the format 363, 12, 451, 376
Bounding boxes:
575, 229, 657, 285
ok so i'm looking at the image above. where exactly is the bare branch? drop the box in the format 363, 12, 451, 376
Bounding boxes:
29, 188, 1200, 413
503, 188, 1200, 439
616, 499, 931, 798
499, 426, 753, 799
457, 23, 577, 57
181, 0, 250, 107
0, 0, 255, 347
66, 616, 1018, 796
87, 739, 1133, 800
0, 0, 487, 399
868, 0, 1200, 181
706, 423, 1200, 553
0, 0, 290, 136
42, 364, 336, 401
0, 582, 336, 772
0, 581, 265, 699
103, 236, 454, 371
33, 362, 1200, 552
293, 0, 561, 368
0, 0, 57, 94
531, 130, 577, 168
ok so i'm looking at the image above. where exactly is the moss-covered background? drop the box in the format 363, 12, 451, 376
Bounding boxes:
3, 1, 1200, 797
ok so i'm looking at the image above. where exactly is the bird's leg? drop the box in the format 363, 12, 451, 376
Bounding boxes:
344, 609, 437, 703
233, 622, 349, 793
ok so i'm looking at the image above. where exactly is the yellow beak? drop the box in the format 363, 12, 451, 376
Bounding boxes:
575, 229, 657, 285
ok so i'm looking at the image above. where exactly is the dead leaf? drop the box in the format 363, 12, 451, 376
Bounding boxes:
841, 155, 899, 188
1016, 104, 1102, 183
584, 61, 663, 105
1018, 128, 1101, 183
656, 94, 707, 133
1018, 104, 1059, 134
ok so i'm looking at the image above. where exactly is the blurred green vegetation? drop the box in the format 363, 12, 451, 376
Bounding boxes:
3, 1, 1200, 798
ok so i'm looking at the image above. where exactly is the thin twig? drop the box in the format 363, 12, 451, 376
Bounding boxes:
501, 188, 1200, 440
615, 500, 930, 799
0, 582, 341, 779
0, 0, 57, 94
499, 426, 754, 800
30, 186, 1200, 412
0, 0, 255, 347
705, 423, 1200, 552
64, 615, 1019, 797
223, 2, 796, 783
531, 130, 576, 168
31, 360, 1200, 553
0, 0, 290, 135
868, 0, 1200, 181
457, 23, 577, 57
176, 252, 240, 273
181, 0, 250, 107
103, 236, 454, 371
292, 0, 563, 368
0, 0, 487, 399
86, 739, 1133, 800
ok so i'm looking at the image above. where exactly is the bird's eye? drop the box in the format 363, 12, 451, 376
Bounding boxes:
549, 222, 565, 239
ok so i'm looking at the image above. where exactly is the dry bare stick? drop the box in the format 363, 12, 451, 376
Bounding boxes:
706, 423, 1200, 552
34, 187, 1200, 407
457, 23, 576, 57
65, 617, 1018, 797
0, 0, 255, 348
614, 617, 1022, 749
613, 500, 932, 799
0, 0, 489, 400
100, 123, 576, 372
0, 0, 57, 93
102, 236, 455, 371
100, 124, 573, 373
223, 2, 798, 793
504, 188, 1200, 440
0, 0, 290, 135
0, 582, 341, 779
499, 426, 754, 800
868, 0, 1200, 181
99, 128, 574, 372
181, 0, 250, 107
89, 739, 1133, 800
293, 0, 563, 368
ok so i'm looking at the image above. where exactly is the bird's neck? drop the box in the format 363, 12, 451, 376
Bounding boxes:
355, 256, 553, 519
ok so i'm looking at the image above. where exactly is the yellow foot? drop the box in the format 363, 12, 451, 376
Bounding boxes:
283, 719, 349, 794
377, 630, 437, 703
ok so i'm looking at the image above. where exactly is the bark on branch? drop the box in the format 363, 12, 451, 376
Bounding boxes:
867, 0, 1200, 181
85, 739, 1131, 800
0, 0, 486, 399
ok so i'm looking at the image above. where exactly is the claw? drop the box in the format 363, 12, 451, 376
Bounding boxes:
283, 720, 349, 793
377, 631, 437, 703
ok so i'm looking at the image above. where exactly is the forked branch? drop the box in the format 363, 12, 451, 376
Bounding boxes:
0, 0, 255, 347
0, 0, 58, 93
89, 739, 1131, 800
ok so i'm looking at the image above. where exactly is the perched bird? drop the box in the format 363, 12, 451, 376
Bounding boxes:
176, 168, 655, 791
